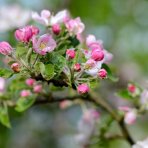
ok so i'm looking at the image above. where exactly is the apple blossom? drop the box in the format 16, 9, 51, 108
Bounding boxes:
30, 25, 39, 35
32, 9, 69, 26
65, 17, 85, 34
74, 63, 81, 72
128, 84, 136, 93
50, 10, 70, 25
98, 68, 107, 79
91, 50, 104, 61
15, 26, 33, 42
52, 24, 61, 35
84, 59, 102, 76
26, 78, 36, 86
32, 10, 51, 26
0, 41, 12, 55
86, 34, 103, 50
32, 34, 56, 55
20, 90, 31, 97
33, 84, 42, 93
11, 63, 20, 73
66, 49, 76, 59
77, 84, 89, 94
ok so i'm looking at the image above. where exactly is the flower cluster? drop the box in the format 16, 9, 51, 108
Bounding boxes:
0, 9, 113, 96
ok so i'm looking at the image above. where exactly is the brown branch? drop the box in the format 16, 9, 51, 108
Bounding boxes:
34, 93, 135, 145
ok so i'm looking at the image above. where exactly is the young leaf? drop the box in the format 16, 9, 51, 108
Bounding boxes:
47, 52, 66, 75
0, 104, 11, 128
15, 95, 36, 112
16, 43, 28, 58
0, 68, 13, 78
102, 64, 118, 82
116, 89, 132, 100
39, 62, 54, 80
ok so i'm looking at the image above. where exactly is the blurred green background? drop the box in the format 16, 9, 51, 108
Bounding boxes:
0, 0, 148, 148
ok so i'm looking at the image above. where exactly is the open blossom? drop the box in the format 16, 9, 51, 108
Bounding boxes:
32, 34, 56, 55
124, 110, 137, 125
84, 59, 102, 76
0, 77, 5, 94
77, 84, 89, 94
133, 138, 148, 148
32, 9, 69, 26
65, 17, 85, 34
11, 63, 20, 73
26, 78, 35, 86
32, 10, 51, 26
0, 41, 12, 55
20, 90, 31, 97
33, 84, 42, 93
66, 49, 76, 59
86, 34, 103, 50
98, 68, 107, 79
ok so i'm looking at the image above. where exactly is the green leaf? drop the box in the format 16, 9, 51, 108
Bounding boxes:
47, 52, 66, 75
116, 89, 132, 100
0, 104, 11, 128
15, 95, 36, 112
102, 64, 118, 82
68, 36, 80, 47
40, 63, 55, 80
0, 68, 13, 78
16, 43, 27, 58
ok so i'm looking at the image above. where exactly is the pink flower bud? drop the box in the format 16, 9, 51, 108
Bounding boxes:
66, 49, 76, 59
124, 110, 137, 125
15, 26, 33, 42
26, 78, 36, 86
0, 41, 12, 55
74, 63, 81, 72
98, 69, 107, 79
30, 25, 40, 35
20, 90, 31, 97
33, 84, 42, 93
11, 63, 20, 73
52, 24, 61, 35
77, 84, 89, 94
91, 50, 104, 61
128, 84, 136, 93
